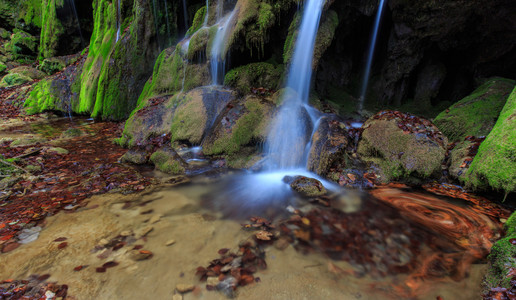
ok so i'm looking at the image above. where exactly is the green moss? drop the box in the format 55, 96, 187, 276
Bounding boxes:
39, 0, 65, 60
464, 86, 516, 193
0, 155, 22, 176
0, 73, 32, 87
186, 27, 209, 60
10, 29, 38, 60
283, 12, 301, 64
149, 149, 185, 175
204, 98, 267, 155
76, 0, 117, 115
224, 62, 282, 94
358, 119, 446, 182
484, 212, 516, 292
9, 66, 46, 80
186, 6, 206, 36
434, 78, 515, 142
170, 92, 207, 144
0, 62, 6, 74
24, 78, 58, 114
313, 10, 338, 66
39, 57, 66, 75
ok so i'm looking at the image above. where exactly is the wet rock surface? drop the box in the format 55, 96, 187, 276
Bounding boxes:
284, 176, 327, 198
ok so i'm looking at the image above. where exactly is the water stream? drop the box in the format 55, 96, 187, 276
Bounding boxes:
264, 0, 325, 169
182, 0, 189, 31
358, 0, 387, 111
115, 0, 121, 42
210, 6, 237, 85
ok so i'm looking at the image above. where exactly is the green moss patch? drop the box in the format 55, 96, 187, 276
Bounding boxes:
464, 86, 516, 193
434, 77, 515, 142
0, 73, 32, 87
150, 147, 186, 175
224, 62, 282, 94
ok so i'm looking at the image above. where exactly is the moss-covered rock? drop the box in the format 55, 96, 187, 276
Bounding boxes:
285, 175, 327, 197
464, 86, 516, 193
39, 0, 65, 60
0, 0, 42, 32
358, 111, 448, 182
9, 66, 46, 80
149, 147, 187, 175
120, 149, 148, 164
434, 78, 515, 142
313, 10, 338, 68
307, 116, 349, 176
10, 29, 38, 60
10, 135, 47, 147
186, 6, 206, 36
483, 212, 516, 295
39, 57, 66, 75
0, 61, 6, 74
24, 54, 85, 115
171, 86, 236, 145
224, 62, 282, 95
0, 72, 32, 87
203, 95, 274, 158
93, 0, 161, 120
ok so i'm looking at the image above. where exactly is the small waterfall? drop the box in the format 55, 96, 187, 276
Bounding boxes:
182, 0, 189, 31
204, 0, 209, 26
264, 0, 325, 170
358, 0, 387, 111
115, 0, 121, 42
210, 7, 237, 85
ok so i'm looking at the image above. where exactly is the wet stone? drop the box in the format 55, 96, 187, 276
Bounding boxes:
176, 283, 195, 293
287, 176, 327, 197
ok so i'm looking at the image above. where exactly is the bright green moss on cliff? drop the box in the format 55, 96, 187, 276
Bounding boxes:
0, 62, 6, 74
434, 78, 515, 142
39, 0, 65, 60
186, 6, 206, 36
465, 86, 516, 194
24, 78, 59, 114
76, 0, 117, 115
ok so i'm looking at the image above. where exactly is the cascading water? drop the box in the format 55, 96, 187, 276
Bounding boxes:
203, 0, 209, 26
115, 0, 121, 42
264, 0, 325, 170
210, 5, 237, 85
182, 0, 189, 31
358, 0, 387, 111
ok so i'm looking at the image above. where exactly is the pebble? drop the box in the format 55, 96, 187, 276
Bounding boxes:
149, 214, 162, 224
120, 230, 132, 237
274, 237, 290, 250
99, 239, 109, 246
136, 226, 153, 238
129, 249, 153, 261
207, 277, 219, 286
172, 295, 183, 300
165, 239, 176, 246
176, 284, 195, 293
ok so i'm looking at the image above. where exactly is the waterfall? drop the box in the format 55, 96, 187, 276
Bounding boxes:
115, 0, 121, 42
210, 6, 237, 85
204, 0, 209, 26
182, 0, 189, 31
358, 0, 387, 111
264, 0, 325, 170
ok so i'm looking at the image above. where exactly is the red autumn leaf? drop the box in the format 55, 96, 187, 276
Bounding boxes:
57, 242, 68, 249
54, 237, 67, 242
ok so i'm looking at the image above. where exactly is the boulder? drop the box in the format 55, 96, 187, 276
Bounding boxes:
464, 86, 516, 193
9, 66, 46, 80
434, 78, 515, 142
171, 86, 236, 145
120, 149, 149, 165
307, 116, 349, 176
284, 175, 327, 198
10, 29, 37, 59
0, 73, 32, 87
224, 62, 282, 95
149, 147, 187, 175
358, 110, 447, 182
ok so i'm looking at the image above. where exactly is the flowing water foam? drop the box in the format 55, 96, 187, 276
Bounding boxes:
210, 8, 237, 85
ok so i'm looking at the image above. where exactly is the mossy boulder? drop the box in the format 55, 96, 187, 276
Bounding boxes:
434, 78, 515, 142
186, 6, 206, 36
171, 86, 236, 145
307, 116, 349, 176
9, 66, 46, 80
483, 212, 516, 296
313, 10, 338, 68
39, 57, 66, 75
120, 149, 148, 165
10, 135, 47, 147
358, 111, 448, 182
224, 62, 282, 95
464, 86, 516, 193
0, 72, 32, 87
203, 95, 275, 160
149, 147, 187, 175
24, 54, 85, 115
284, 175, 327, 198
10, 29, 38, 60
